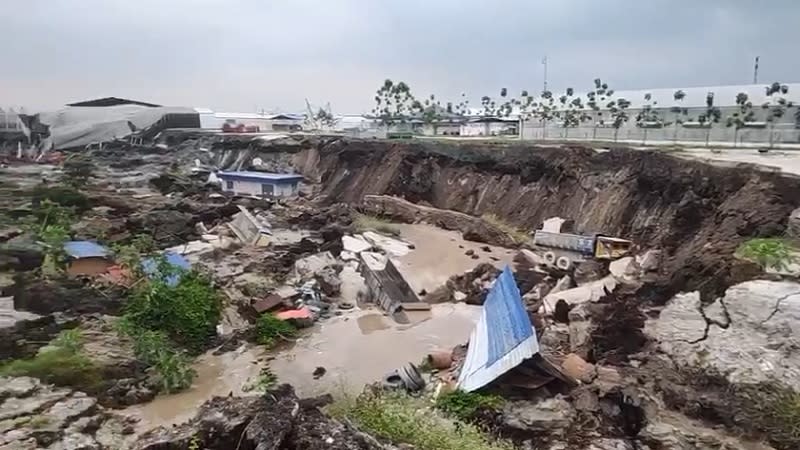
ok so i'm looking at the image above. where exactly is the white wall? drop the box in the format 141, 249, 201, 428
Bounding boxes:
221, 179, 299, 198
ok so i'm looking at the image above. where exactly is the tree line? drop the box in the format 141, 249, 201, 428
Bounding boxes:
371, 79, 797, 143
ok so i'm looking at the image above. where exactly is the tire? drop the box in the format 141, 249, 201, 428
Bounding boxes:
544, 251, 557, 265
556, 256, 572, 271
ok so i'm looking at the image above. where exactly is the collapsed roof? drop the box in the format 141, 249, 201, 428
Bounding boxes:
66, 97, 161, 108
33, 104, 198, 150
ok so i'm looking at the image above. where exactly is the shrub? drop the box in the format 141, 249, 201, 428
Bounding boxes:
31, 185, 90, 213
330, 392, 514, 450
116, 320, 196, 393
0, 329, 101, 390
435, 390, 504, 421
125, 269, 221, 351
736, 238, 797, 271
353, 214, 401, 236
243, 367, 278, 393
255, 313, 296, 348
481, 213, 529, 245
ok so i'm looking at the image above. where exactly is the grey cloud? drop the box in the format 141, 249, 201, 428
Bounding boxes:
2, 0, 798, 113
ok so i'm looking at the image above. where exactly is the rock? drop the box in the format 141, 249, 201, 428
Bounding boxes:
587, 439, 634, 450
549, 276, 573, 295
561, 353, 596, 383
640, 412, 777, 450
293, 252, 337, 278
501, 396, 576, 436
573, 260, 606, 285
0, 377, 40, 400
342, 235, 371, 254
481, 246, 492, 252
362, 232, 410, 257
543, 276, 616, 314
465, 249, 475, 256
646, 280, 800, 391
45, 431, 99, 450
568, 304, 593, 359
0, 388, 70, 421
788, 207, 800, 240
637, 249, 662, 273
453, 291, 467, 302
314, 267, 342, 297
471, 254, 479, 259
608, 257, 637, 281
541, 217, 566, 233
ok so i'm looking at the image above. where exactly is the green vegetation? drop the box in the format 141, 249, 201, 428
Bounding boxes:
255, 313, 296, 348
61, 157, 97, 188
770, 391, 800, 446
736, 238, 797, 272
0, 329, 101, 389
31, 184, 90, 213
329, 392, 514, 450
117, 320, 196, 393
435, 390, 504, 421
243, 367, 278, 393
112, 234, 157, 276
124, 264, 221, 351
481, 213, 529, 245
353, 213, 401, 236
113, 246, 221, 394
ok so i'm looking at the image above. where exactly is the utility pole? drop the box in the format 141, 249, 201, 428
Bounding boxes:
542, 56, 548, 93
753, 56, 759, 84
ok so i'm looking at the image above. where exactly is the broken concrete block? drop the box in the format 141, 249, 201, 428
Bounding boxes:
362, 232, 410, 257
543, 276, 616, 313
314, 266, 342, 297
560, 353, 596, 383
637, 249, 662, 272
573, 260, 606, 285
609, 256, 637, 281
342, 235, 372, 254
293, 252, 337, 278
541, 217, 566, 233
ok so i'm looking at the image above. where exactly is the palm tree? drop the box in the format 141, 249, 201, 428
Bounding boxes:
726, 92, 755, 147
636, 93, 661, 144
764, 82, 791, 148
609, 98, 631, 142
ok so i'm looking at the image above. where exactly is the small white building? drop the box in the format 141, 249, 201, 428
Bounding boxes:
217, 171, 303, 198
461, 117, 519, 137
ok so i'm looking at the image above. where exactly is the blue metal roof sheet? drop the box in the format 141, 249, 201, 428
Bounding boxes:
63, 241, 111, 259
217, 171, 304, 183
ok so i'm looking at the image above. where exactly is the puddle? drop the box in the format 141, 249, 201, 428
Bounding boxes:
356, 313, 391, 334
393, 223, 516, 295
123, 345, 264, 431
269, 303, 480, 397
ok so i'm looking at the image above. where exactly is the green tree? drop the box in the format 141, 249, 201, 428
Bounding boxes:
635, 92, 661, 144
535, 90, 557, 139
671, 89, 687, 142
372, 79, 418, 125
763, 82, 792, 148
586, 78, 614, 140
608, 97, 632, 142
558, 87, 587, 140
726, 92, 755, 147
697, 92, 722, 147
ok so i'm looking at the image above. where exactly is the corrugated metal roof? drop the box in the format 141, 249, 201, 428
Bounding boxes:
63, 241, 111, 259
218, 171, 304, 183
457, 266, 539, 392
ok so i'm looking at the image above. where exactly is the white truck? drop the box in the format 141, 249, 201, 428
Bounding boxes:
532, 230, 633, 270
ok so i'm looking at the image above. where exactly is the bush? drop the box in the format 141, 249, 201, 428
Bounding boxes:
435, 390, 504, 421
116, 320, 196, 393
736, 238, 797, 271
353, 214, 401, 236
255, 313, 296, 347
0, 329, 101, 390
330, 392, 514, 450
243, 367, 278, 393
125, 269, 221, 351
31, 185, 90, 213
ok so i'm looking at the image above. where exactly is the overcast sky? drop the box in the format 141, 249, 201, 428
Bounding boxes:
2, 0, 799, 113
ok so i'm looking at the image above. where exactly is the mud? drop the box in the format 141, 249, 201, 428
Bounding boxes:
269, 303, 480, 397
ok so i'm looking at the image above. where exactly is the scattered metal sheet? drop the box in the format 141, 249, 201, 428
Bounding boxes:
457, 266, 540, 392
359, 252, 423, 322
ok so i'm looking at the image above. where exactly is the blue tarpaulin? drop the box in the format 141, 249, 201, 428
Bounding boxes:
141, 251, 190, 287
457, 265, 540, 392
63, 241, 111, 259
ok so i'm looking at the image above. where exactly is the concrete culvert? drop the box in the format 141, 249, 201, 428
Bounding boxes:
556, 256, 572, 270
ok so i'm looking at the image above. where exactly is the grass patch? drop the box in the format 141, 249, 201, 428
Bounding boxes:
0, 329, 101, 390
329, 392, 515, 450
354, 213, 401, 237
435, 390, 504, 421
243, 367, 278, 393
255, 313, 296, 348
481, 213, 529, 245
736, 238, 797, 272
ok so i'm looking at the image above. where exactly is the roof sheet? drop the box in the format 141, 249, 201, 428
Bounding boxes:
141, 251, 190, 287
218, 171, 304, 183
63, 241, 111, 259
457, 266, 539, 392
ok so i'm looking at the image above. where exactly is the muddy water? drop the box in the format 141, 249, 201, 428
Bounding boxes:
393, 223, 516, 295
269, 304, 480, 397
123, 346, 264, 431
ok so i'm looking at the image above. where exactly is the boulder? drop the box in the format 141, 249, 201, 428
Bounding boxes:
315, 267, 342, 297
646, 280, 800, 391
573, 260, 606, 285
501, 396, 576, 436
